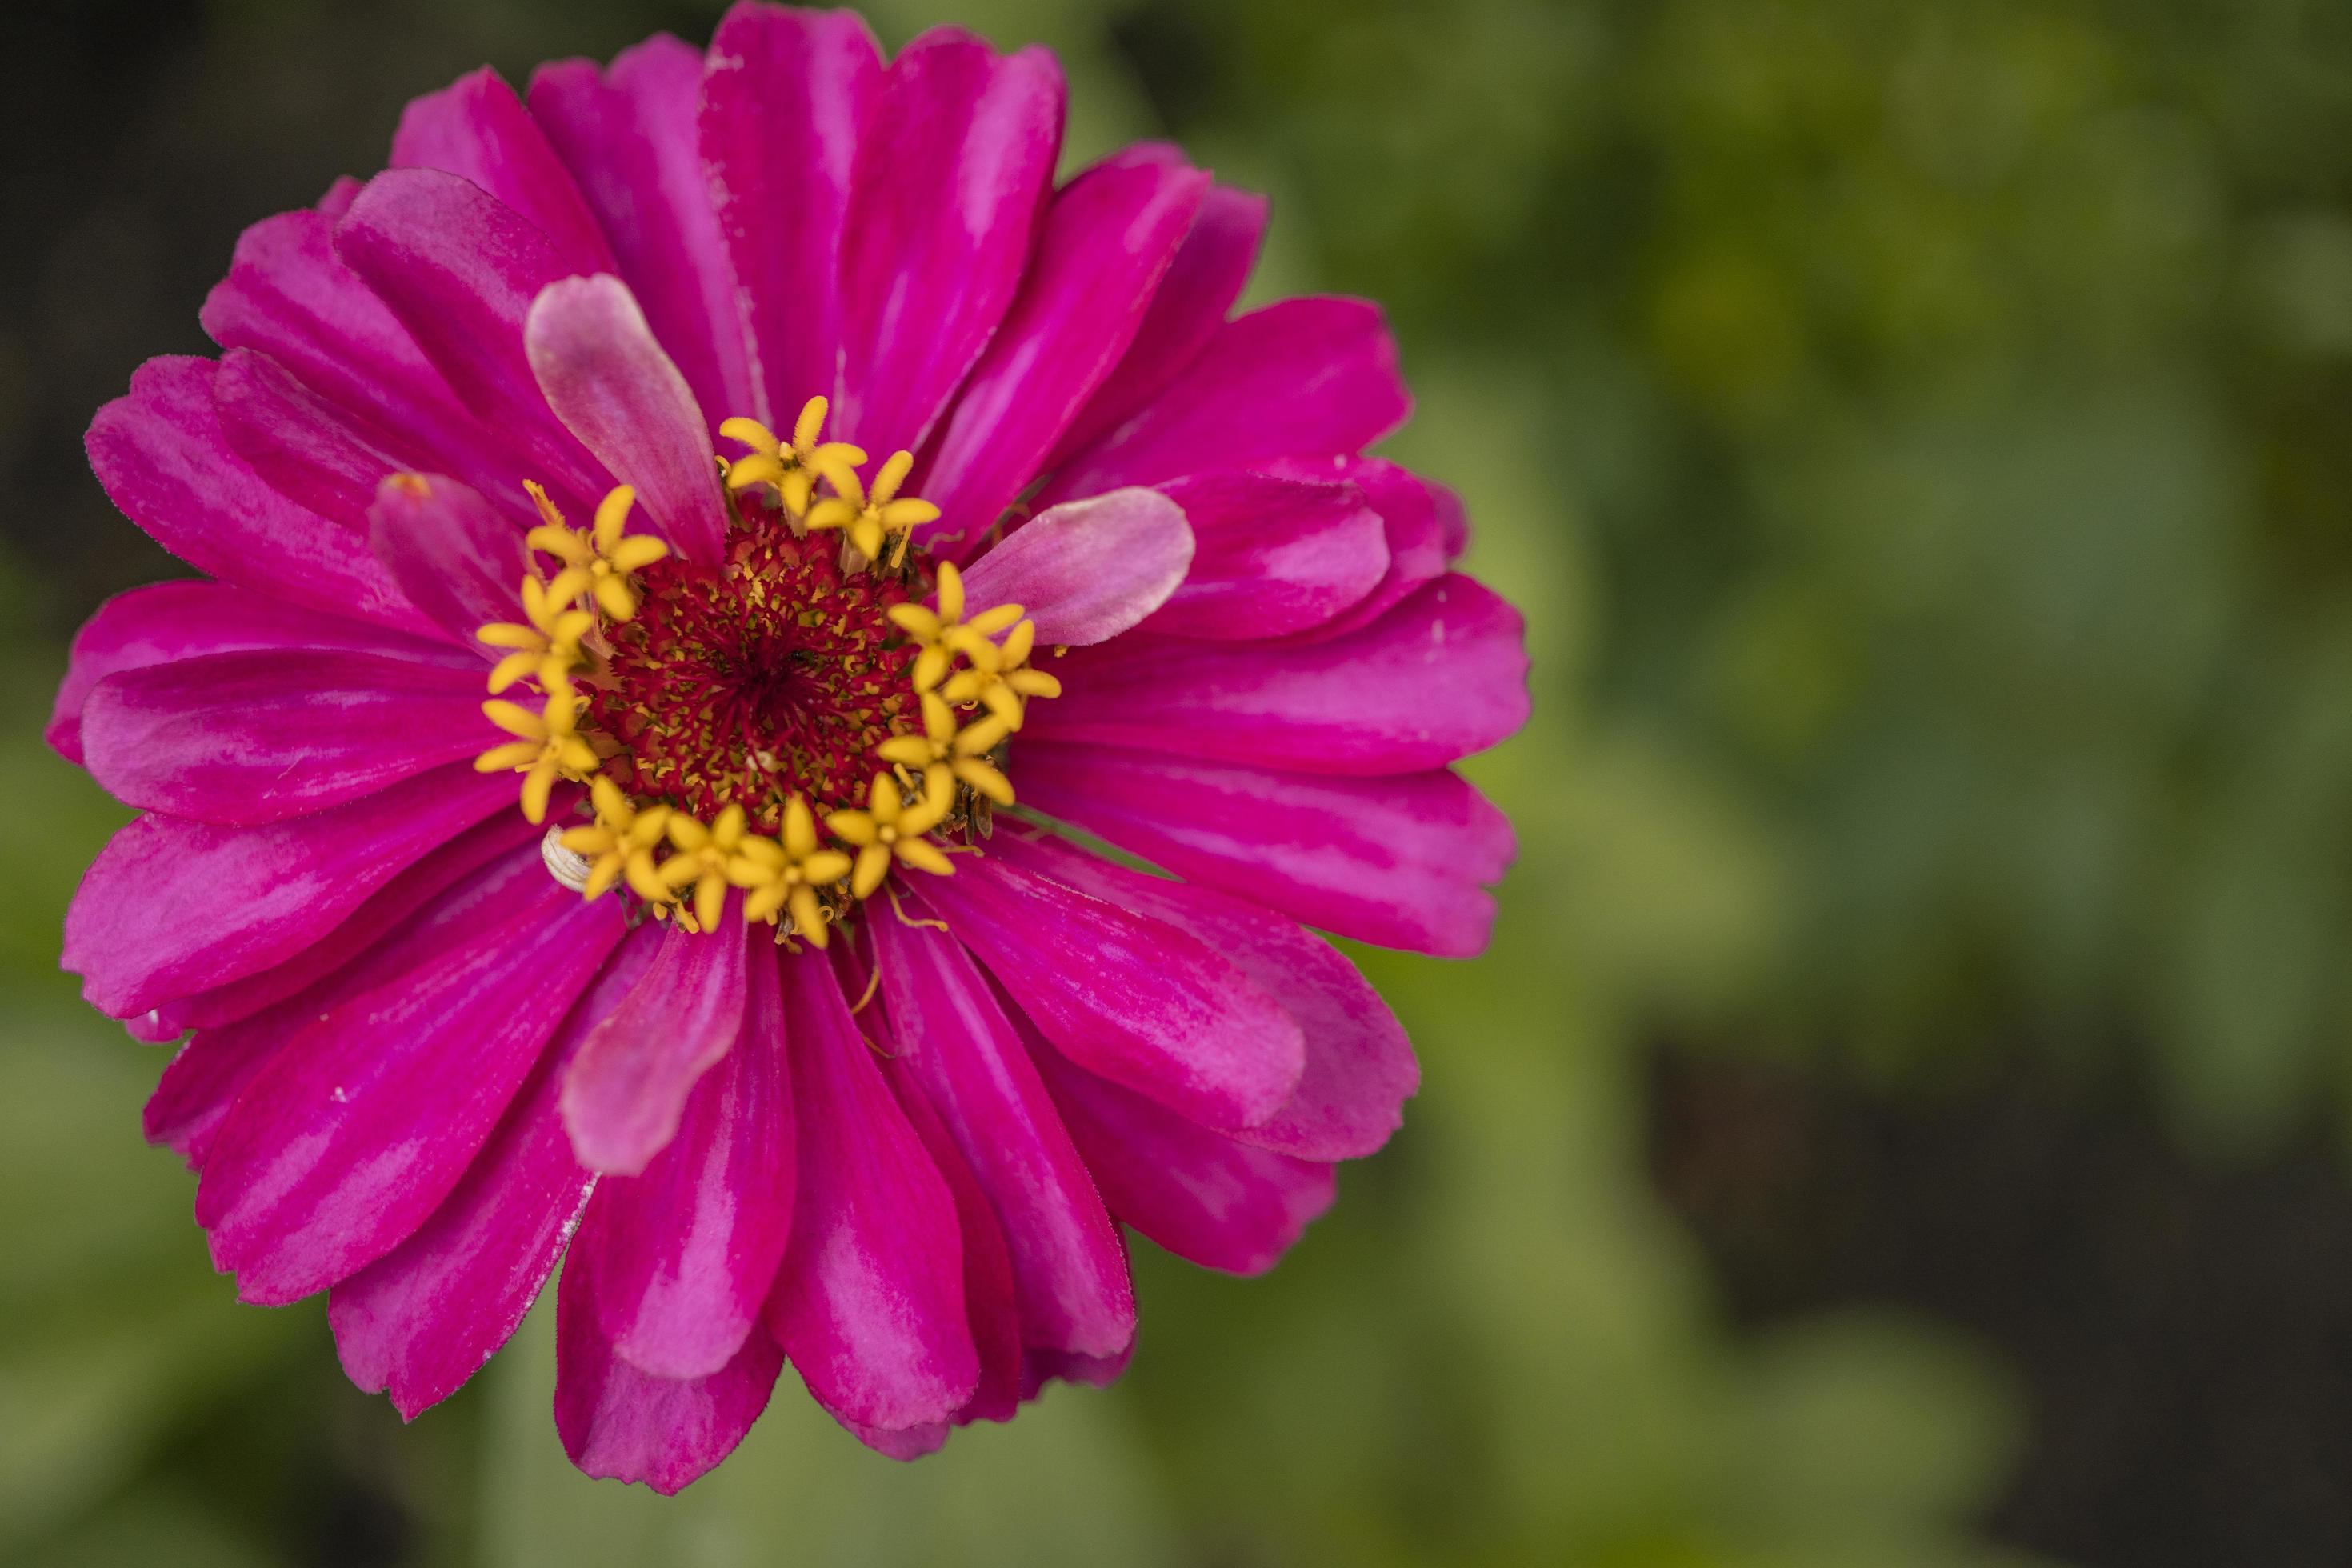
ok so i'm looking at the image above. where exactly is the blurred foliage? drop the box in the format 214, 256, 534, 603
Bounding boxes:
14, 0, 2352, 1560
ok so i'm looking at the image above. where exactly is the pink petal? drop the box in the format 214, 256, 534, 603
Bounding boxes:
367, 470, 533, 650
48, 581, 466, 766
524, 274, 729, 564
86, 358, 428, 636
555, 1239, 782, 1494
392, 66, 617, 274
1028, 574, 1530, 775
334, 169, 609, 506
62, 764, 515, 1020
955, 488, 1193, 647
1048, 183, 1267, 467
81, 648, 489, 826
769, 946, 978, 1434
986, 831, 1418, 1161
1010, 746, 1512, 958
1038, 297, 1410, 505
918, 149, 1208, 550
561, 918, 750, 1175
577, 943, 792, 1380
214, 346, 402, 527
832, 30, 1065, 455
329, 924, 661, 1418
1032, 1042, 1335, 1276
202, 203, 574, 531
1257, 456, 1455, 643
194, 849, 626, 1303
918, 855, 1304, 1130
1142, 470, 1389, 640
869, 903, 1134, 1358
700, 2, 880, 424
528, 37, 758, 432
144, 1022, 281, 1171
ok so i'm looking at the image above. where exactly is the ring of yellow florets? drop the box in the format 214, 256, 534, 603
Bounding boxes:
471, 396, 1061, 948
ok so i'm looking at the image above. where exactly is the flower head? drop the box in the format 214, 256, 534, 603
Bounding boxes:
56, 6, 1528, 1496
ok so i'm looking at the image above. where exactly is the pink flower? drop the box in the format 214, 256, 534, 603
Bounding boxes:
53, 6, 1527, 1490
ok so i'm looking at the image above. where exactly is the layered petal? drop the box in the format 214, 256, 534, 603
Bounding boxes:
528, 36, 757, 430
329, 925, 661, 1418
1257, 456, 1457, 642
954, 488, 1193, 647
770, 946, 976, 1434
1049, 183, 1267, 466
1028, 575, 1530, 775
1142, 470, 1388, 640
86, 357, 427, 634
143, 1018, 282, 1170
918, 149, 1207, 548
988, 831, 1419, 1161
701, 2, 880, 422
194, 850, 625, 1302
869, 904, 1134, 1358
1038, 297, 1410, 505
48, 581, 465, 766
80, 649, 488, 826
1011, 746, 1512, 957
832, 29, 1064, 454
391, 66, 617, 274
556, 1238, 783, 1494
367, 471, 532, 650
525, 274, 729, 563
919, 854, 1304, 1129
214, 346, 403, 527
561, 917, 750, 1175
62, 764, 514, 1019
576, 944, 793, 1381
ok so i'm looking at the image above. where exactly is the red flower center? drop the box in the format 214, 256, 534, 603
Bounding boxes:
582, 513, 924, 834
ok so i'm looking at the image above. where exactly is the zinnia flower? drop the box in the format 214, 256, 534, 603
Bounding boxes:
52, 5, 1528, 1490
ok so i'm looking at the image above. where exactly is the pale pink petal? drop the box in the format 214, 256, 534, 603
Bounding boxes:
954, 488, 1192, 647
561, 918, 750, 1175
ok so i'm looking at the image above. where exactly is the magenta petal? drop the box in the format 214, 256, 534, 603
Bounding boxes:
1029, 574, 1531, 775
918, 855, 1304, 1130
1033, 1042, 1335, 1276
701, 2, 880, 424
195, 854, 625, 1303
334, 169, 608, 506
367, 471, 532, 650
986, 831, 1418, 1161
770, 946, 978, 1434
1012, 746, 1511, 958
1142, 470, 1389, 640
1258, 456, 1454, 643
1038, 297, 1410, 504
556, 1239, 783, 1494
81, 649, 488, 826
62, 764, 514, 1020
869, 904, 1135, 1359
86, 357, 428, 636
392, 66, 617, 274
202, 204, 570, 530
956, 489, 1193, 647
525, 274, 729, 563
1049, 183, 1268, 467
214, 347, 403, 527
528, 38, 757, 431
144, 1022, 282, 1171
330, 925, 660, 1418
832, 30, 1065, 455
561, 918, 750, 1175
578, 944, 792, 1381
48, 581, 466, 765
918, 150, 1208, 548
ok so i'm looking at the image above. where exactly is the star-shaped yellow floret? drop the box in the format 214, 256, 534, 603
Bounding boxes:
806, 450, 939, 566
726, 797, 855, 942
558, 777, 673, 901
887, 560, 1026, 693
878, 691, 1016, 807
530, 483, 670, 622
658, 804, 755, 931
826, 771, 954, 899
721, 398, 866, 518
477, 574, 595, 694
939, 617, 1062, 730
476, 680, 598, 825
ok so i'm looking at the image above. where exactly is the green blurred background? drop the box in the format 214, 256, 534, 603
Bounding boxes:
9, 0, 2352, 1562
